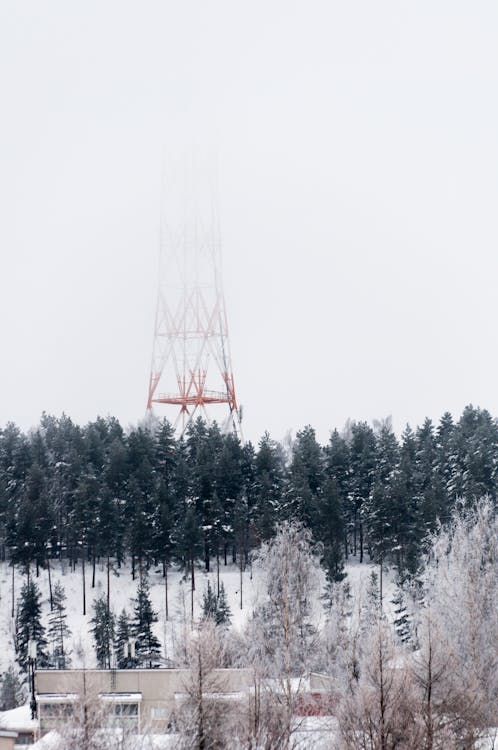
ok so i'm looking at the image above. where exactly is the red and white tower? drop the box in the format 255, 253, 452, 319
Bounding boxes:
146, 159, 241, 437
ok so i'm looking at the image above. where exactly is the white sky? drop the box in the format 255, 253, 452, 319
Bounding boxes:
1, 1, 497, 445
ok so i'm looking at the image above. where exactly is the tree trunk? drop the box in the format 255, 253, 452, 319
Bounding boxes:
240, 554, 243, 610
11, 563, 14, 618
92, 549, 96, 588
216, 546, 220, 597
47, 557, 53, 611
164, 561, 169, 621
190, 556, 195, 623
82, 554, 86, 616
353, 508, 357, 555
359, 520, 364, 563
107, 556, 110, 612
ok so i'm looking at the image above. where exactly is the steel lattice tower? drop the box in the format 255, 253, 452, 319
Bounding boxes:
146, 159, 241, 437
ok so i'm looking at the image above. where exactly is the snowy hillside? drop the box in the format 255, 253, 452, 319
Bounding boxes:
0, 557, 388, 673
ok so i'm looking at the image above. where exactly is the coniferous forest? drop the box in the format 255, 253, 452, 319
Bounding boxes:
0, 406, 497, 748
1, 405, 497, 590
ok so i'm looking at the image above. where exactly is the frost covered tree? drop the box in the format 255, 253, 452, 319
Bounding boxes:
418, 499, 498, 734
48, 581, 71, 668
245, 522, 321, 748
339, 617, 418, 750
176, 618, 231, 750
43, 691, 154, 750
410, 608, 479, 750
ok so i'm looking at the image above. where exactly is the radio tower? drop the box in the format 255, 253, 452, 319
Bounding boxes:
146, 158, 241, 438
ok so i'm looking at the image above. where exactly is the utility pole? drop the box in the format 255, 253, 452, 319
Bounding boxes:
28, 639, 37, 720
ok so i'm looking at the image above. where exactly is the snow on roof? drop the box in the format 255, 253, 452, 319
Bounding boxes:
36, 693, 79, 703
174, 691, 245, 702
0, 704, 38, 731
263, 677, 311, 694
99, 692, 142, 702
31, 730, 62, 749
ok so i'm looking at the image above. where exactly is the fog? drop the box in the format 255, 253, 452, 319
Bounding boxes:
1, 1, 497, 443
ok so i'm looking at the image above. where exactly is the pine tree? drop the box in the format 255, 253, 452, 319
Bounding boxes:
391, 587, 411, 644
288, 425, 324, 528
314, 477, 345, 583
47, 581, 71, 668
0, 665, 25, 710
253, 433, 285, 540
361, 570, 381, 631
90, 594, 115, 669
15, 580, 48, 672
132, 575, 161, 667
215, 582, 231, 627
114, 609, 134, 669
349, 422, 377, 561
202, 580, 218, 621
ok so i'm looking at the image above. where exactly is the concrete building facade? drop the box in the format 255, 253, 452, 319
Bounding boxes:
35, 668, 253, 736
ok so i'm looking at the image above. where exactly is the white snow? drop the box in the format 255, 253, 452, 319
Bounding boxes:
0, 703, 37, 731
0, 556, 395, 673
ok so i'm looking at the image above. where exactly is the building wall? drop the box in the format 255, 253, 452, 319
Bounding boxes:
0, 736, 16, 750
36, 668, 253, 733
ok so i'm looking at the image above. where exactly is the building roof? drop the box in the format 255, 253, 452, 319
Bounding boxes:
99, 692, 142, 702
36, 693, 79, 704
0, 704, 38, 731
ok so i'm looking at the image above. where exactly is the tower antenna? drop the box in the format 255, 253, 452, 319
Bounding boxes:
146, 153, 242, 439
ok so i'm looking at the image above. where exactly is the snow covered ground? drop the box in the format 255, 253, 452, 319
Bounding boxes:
0, 556, 389, 672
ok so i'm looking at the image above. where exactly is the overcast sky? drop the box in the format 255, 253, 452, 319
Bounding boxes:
1, 1, 497, 445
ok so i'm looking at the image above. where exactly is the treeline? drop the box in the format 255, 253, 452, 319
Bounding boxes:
1, 405, 497, 588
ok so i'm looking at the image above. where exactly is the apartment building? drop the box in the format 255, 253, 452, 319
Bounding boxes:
35, 667, 253, 735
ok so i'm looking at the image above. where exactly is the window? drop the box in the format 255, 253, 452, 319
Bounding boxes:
113, 703, 138, 717
40, 703, 73, 718
15, 735, 34, 747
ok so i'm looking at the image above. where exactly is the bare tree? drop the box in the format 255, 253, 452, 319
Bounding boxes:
36, 692, 154, 750
175, 618, 234, 750
415, 499, 498, 743
339, 617, 419, 750
239, 522, 322, 749
411, 608, 481, 750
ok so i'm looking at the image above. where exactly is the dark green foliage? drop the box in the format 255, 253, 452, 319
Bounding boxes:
202, 580, 232, 626
15, 580, 48, 672
90, 594, 115, 669
132, 576, 161, 667
314, 477, 345, 582
0, 406, 497, 600
216, 582, 231, 626
48, 581, 71, 669
202, 580, 218, 620
0, 665, 25, 710
114, 609, 133, 669
391, 587, 412, 644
